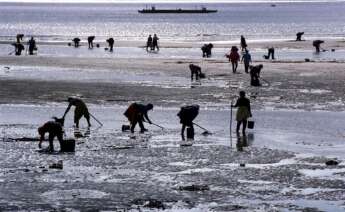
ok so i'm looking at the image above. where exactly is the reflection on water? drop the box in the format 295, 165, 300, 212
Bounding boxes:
74, 127, 91, 139
236, 132, 255, 152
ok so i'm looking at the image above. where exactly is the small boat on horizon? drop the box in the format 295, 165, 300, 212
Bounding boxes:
138, 6, 218, 14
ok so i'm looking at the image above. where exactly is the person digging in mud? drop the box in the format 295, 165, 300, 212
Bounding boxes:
106, 37, 114, 52
124, 103, 153, 133
72, 37, 80, 47
189, 64, 204, 81
227, 46, 240, 73
27, 37, 37, 55
38, 118, 64, 152
240, 35, 247, 51
177, 105, 199, 141
249, 64, 263, 86
296, 32, 304, 41
264, 47, 275, 60
313, 40, 324, 53
63, 97, 91, 128
232, 91, 252, 135
241, 49, 252, 73
88, 36, 95, 49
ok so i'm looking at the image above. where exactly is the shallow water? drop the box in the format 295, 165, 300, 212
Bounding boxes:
1, 44, 345, 61
1, 104, 345, 211
1, 2, 345, 42
1, 104, 344, 158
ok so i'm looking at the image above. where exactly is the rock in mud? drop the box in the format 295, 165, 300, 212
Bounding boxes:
325, 160, 339, 166
178, 184, 210, 191
49, 160, 63, 169
132, 198, 165, 209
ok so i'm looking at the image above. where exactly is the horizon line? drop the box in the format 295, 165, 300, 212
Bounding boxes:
0, 0, 344, 3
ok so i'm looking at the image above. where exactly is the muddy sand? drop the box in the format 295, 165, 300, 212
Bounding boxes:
0, 40, 345, 211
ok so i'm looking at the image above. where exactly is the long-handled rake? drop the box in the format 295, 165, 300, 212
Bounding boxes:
151, 122, 165, 130
193, 122, 212, 135
89, 113, 103, 127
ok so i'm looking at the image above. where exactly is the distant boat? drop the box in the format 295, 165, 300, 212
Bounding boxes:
138, 6, 217, 14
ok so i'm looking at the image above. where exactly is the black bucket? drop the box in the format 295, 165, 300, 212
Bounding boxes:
247, 120, 255, 129
60, 139, 75, 152
187, 127, 194, 140
122, 125, 130, 132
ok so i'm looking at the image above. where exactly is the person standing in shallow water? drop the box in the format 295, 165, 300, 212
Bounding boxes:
232, 91, 252, 135
152, 34, 159, 51
240, 35, 247, 51
228, 46, 240, 73
28, 37, 36, 55
241, 49, 252, 73
146, 34, 152, 51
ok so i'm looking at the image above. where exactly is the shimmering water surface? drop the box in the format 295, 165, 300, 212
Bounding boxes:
0, 2, 345, 42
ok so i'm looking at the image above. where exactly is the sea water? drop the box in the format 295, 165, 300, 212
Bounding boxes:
0, 2, 345, 42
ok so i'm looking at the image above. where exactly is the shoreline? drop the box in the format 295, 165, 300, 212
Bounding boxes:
1, 37, 345, 49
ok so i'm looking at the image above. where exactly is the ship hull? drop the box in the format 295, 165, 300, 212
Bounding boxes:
138, 9, 217, 14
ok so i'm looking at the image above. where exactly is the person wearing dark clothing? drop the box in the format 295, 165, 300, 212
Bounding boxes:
313, 40, 324, 53
72, 37, 80, 47
249, 64, 263, 86
266, 47, 275, 59
241, 49, 252, 73
177, 105, 199, 141
12, 43, 25, 56
201, 43, 213, 58
124, 103, 153, 133
88, 36, 95, 49
16, 34, 24, 43
228, 46, 240, 73
146, 35, 153, 51
296, 32, 304, 41
232, 91, 252, 135
63, 97, 91, 128
38, 120, 64, 152
28, 37, 36, 55
240, 35, 247, 50
152, 34, 159, 51
107, 38, 114, 52
189, 64, 202, 81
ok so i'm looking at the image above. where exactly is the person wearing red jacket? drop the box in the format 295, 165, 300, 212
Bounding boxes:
228, 46, 240, 73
